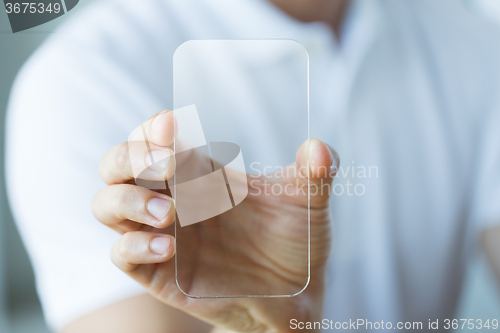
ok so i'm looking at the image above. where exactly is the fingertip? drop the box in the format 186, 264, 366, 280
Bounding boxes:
111, 232, 175, 272
147, 197, 176, 228
144, 147, 176, 180
297, 138, 334, 179
309, 138, 332, 170
150, 110, 175, 146
150, 236, 174, 257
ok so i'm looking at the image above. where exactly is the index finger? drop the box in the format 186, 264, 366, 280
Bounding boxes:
129, 110, 176, 147
126, 110, 176, 183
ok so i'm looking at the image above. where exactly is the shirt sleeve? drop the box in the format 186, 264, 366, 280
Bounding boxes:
5, 1, 174, 330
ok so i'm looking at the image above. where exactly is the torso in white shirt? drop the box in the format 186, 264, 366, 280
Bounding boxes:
6, 0, 500, 330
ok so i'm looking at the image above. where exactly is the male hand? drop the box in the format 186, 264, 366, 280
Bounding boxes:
91, 110, 339, 332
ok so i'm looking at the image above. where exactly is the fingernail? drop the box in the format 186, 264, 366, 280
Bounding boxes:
150, 237, 170, 255
145, 150, 171, 174
304, 139, 321, 176
330, 164, 339, 178
148, 197, 171, 221
307, 138, 322, 156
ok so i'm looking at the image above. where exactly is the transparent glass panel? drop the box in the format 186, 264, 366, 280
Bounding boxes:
172, 39, 309, 297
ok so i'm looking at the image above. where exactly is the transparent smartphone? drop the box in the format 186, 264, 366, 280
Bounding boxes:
171, 39, 310, 298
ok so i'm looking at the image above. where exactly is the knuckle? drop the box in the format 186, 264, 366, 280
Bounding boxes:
117, 233, 135, 258
115, 142, 131, 174
110, 243, 121, 266
112, 186, 132, 216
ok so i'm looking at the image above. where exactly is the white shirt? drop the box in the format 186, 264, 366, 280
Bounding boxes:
6, 0, 500, 330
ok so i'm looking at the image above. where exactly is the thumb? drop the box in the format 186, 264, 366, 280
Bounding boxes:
295, 138, 340, 207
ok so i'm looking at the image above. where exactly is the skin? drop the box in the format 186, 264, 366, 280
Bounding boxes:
67, 0, 500, 332
89, 110, 339, 333
269, 0, 351, 35
266, 0, 500, 320
67, 3, 349, 332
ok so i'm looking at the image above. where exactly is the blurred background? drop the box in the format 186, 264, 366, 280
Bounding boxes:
0, 3, 97, 332
1, 0, 500, 332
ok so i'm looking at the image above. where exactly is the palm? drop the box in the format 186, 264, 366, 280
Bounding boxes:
95, 111, 337, 332
144, 170, 331, 332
